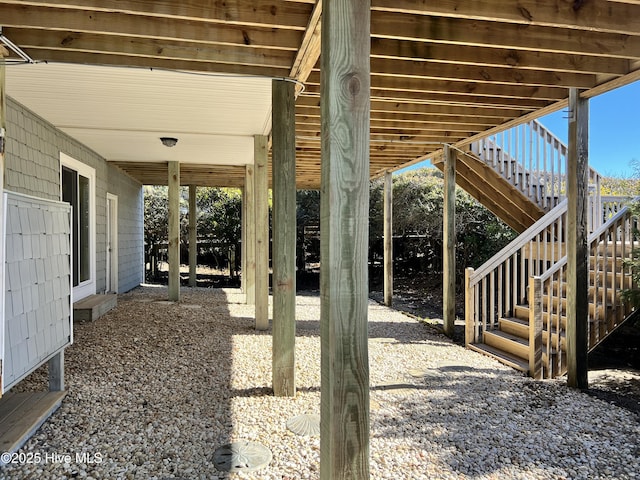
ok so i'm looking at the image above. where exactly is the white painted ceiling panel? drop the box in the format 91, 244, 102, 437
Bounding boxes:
61, 129, 254, 165
5, 63, 273, 165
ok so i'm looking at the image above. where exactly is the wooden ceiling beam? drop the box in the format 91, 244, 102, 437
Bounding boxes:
296, 126, 470, 142
304, 73, 569, 100
368, 58, 598, 88
370, 12, 640, 60
5, 28, 296, 69
22, 48, 290, 76
371, 0, 640, 36
371, 38, 631, 76
296, 96, 523, 118
296, 105, 512, 125
0, 4, 303, 50
367, 90, 545, 110
3, 0, 312, 29
301, 88, 547, 110
289, 0, 322, 88
297, 115, 490, 131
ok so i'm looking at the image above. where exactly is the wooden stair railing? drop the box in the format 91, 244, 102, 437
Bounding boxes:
532, 202, 638, 378
469, 120, 602, 217
466, 198, 637, 378
465, 199, 569, 367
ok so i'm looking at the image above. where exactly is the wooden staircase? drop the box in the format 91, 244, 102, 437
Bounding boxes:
461, 120, 636, 379
469, 243, 634, 377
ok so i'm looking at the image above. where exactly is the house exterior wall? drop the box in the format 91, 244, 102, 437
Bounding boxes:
108, 168, 144, 293
4, 96, 143, 294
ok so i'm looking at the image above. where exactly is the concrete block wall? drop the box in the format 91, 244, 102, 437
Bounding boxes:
4, 96, 144, 295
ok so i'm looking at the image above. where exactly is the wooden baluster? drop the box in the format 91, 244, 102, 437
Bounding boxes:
490, 270, 496, 331
529, 277, 543, 379
464, 268, 475, 346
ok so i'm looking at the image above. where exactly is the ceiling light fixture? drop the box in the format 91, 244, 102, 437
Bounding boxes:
160, 137, 178, 147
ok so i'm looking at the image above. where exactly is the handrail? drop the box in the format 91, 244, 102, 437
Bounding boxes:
470, 199, 568, 284
469, 119, 602, 215
532, 198, 638, 377
537, 254, 567, 283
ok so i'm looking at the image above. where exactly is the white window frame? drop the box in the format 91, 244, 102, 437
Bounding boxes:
60, 152, 96, 301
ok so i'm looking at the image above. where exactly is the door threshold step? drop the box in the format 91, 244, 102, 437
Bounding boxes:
73, 294, 117, 322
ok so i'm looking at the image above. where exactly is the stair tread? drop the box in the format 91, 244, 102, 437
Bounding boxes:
501, 316, 528, 327
468, 343, 529, 373
485, 329, 528, 346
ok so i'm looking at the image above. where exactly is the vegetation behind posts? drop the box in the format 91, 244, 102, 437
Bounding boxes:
143, 169, 520, 286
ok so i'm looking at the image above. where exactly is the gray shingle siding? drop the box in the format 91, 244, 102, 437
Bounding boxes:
4, 96, 144, 295
108, 167, 144, 293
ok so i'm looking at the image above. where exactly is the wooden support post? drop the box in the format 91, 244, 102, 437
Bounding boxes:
529, 277, 543, 379
566, 88, 589, 389
383, 171, 393, 307
272, 79, 297, 397
443, 145, 456, 338
254, 135, 269, 330
168, 161, 180, 302
320, 0, 370, 477
188, 184, 197, 287
245, 166, 256, 304
48, 351, 65, 391
464, 267, 475, 346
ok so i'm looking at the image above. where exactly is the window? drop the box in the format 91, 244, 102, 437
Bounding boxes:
60, 153, 96, 300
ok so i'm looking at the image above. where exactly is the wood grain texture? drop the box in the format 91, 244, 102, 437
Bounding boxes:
272, 79, 296, 396
566, 88, 589, 389
167, 161, 180, 302
188, 184, 197, 287
320, 0, 371, 477
383, 171, 393, 307
254, 135, 269, 330
465, 267, 475, 346
443, 145, 456, 337
529, 277, 543, 379
244, 165, 256, 305
48, 351, 65, 392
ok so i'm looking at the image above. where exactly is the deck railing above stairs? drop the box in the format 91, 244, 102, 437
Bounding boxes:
470, 120, 602, 213
466, 197, 637, 379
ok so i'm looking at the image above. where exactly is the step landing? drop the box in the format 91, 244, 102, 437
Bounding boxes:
73, 294, 117, 322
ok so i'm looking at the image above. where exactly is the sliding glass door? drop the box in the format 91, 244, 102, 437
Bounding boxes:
60, 153, 96, 301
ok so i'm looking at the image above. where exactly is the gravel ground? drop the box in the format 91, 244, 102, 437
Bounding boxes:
2, 285, 639, 479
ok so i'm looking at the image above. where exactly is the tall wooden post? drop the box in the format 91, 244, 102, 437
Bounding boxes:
245, 165, 256, 304
383, 171, 393, 307
188, 184, 197, 287
272, 79, 297, 396
443, 145, 456, 337
254, 135, 269, 330
168, 161, 180, 302
320, 0, 370, 477
566, 88, 589, 389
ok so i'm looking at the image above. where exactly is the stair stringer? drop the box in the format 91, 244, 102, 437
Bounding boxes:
434, 149, 545, 233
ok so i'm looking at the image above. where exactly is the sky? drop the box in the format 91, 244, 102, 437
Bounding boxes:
400, 80, 640, 178
538, 81, 640, 178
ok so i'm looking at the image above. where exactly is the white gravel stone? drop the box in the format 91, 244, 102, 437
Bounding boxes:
1, 286, 639, 479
